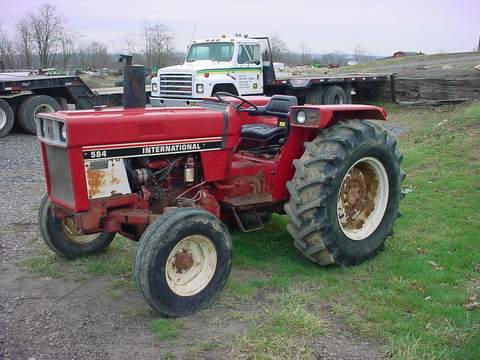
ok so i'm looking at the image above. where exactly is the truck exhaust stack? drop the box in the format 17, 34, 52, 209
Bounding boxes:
118, 54, 146, 109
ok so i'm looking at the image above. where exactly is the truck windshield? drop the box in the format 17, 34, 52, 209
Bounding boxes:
187, 42, 234, 62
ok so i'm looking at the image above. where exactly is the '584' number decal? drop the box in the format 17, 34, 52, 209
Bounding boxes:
89, 150, 107, 159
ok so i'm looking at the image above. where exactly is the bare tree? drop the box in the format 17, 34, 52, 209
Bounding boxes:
0, 26, 16, 69
269, 34, 287, 62
124, 32, 139, 55
29, 3, 65, 68
81, 41, 109, 70
353, 44, 367, 62
143, 23, 174, 68
59, 28, 76, 71
299, 42, 312, 65
16, 18, 32, 68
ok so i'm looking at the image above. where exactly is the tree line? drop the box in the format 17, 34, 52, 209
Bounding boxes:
0, 3, 373, 72
0, 3, 179, 72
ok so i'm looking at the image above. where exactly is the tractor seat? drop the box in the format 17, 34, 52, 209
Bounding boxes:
240, 124, 287, 142
240, 95, 297, 143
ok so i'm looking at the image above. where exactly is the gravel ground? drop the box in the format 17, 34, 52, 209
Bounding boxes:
0, 130, 390, 359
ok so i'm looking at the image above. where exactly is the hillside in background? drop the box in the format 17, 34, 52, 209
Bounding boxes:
284, 52, 480, 79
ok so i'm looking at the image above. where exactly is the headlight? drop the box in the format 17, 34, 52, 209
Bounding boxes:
60, 123, 67, 140
296, 111, 306, 124
152, 82, 158, 93
196, 84, 204, 93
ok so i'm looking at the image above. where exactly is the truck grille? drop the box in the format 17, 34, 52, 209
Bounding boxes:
159, 73, 192, 97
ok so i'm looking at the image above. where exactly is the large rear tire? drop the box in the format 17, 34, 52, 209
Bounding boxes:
0, 99, 14, 138
38, 194, 116, 259
18, 95, 61, 134
134, 208, 232, 317
285, 120, 404, 266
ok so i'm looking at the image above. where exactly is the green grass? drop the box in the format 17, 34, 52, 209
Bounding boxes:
229, 102, 480, 359
232, 290, 324, 359
148, 318, 183, 341
20, 235, 136, 285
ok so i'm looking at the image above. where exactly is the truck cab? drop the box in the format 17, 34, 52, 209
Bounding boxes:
150, 36, 266, 107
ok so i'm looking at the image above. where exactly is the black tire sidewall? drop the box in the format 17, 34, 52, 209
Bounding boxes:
323, 85, 347, 104
19, 95, 61, 134
138, 210, 232, 317
0, 99, 14, 138
325, 143, 401, 261
39, 194, 115, 259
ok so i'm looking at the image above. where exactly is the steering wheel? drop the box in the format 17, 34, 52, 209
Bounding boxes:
214, 92, 258, 112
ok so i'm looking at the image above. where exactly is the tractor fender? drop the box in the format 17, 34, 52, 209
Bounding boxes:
290, 104, 387, 129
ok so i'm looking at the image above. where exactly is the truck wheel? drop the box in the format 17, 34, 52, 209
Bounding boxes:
0, 99, 14, 138
38, 194, 116, 260
18, 95, 61, 134
55, 97, 69, 110
323, 85, 347, 104
285, 120, 404, 266
134, 208, 232, 317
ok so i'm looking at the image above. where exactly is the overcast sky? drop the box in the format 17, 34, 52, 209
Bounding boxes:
1, 0, 479, 56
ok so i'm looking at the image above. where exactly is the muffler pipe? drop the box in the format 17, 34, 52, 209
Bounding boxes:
118, 54, 146, 109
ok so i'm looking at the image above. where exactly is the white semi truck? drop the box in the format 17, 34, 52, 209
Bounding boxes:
150, 35, 387, 106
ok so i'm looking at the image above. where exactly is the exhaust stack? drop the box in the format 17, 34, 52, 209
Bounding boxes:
118, 54, 146, 109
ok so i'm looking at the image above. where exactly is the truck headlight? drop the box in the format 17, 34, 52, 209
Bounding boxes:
196, 84, 204, 94
152, 82, 158, 93
296, 111, 306, 124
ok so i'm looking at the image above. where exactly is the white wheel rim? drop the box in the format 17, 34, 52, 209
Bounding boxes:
337, 157, 389, 240
165, 235, 217, 297
0, 107, 6, 129
62, 217, 98, 244
35, 104, 55, 116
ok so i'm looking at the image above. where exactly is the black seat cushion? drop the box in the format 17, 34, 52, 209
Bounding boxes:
265, 95, 298, 118
250, 95, 298, 119
241, 124, 286, 142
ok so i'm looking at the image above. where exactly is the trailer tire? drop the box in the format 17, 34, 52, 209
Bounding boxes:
56, 97, 69, 110
0, 99, 14, 138
323, 85, 347, 104
39, 194, 116, 260
18, 95, 61, 134
285, 120, 404, 266
135, 208, 232, 317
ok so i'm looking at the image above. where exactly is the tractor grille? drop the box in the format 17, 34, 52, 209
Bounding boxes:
159, 73, 193, 97
45, 145, 74, 204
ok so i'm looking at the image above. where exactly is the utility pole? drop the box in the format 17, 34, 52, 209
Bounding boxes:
478, 35, 480, 52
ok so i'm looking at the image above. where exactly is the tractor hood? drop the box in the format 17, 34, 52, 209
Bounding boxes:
36, 106, 227, 148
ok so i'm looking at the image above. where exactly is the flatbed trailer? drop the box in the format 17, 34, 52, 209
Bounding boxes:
0, 72, 150, 137
264, 73, 388, 105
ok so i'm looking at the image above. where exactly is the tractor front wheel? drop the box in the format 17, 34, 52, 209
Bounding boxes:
285, 120, 404, 266
134, 208, 232, 317
38, 194, 116, 259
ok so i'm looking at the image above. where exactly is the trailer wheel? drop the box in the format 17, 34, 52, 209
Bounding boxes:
56, 97, 69, 110
18, 95, 61, 134
0, 99, 14, 138
285, 120, 404, 266
38, 194, 115, 260
134, 208, 232, 317
323, 85, 347, 104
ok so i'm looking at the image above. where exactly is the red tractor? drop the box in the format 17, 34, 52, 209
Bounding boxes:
37, 92, 404, 317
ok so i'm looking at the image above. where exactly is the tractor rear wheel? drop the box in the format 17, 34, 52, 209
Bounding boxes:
38, 194, 116, 259
285, 120, 404, 266
134, 208, 232, 317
